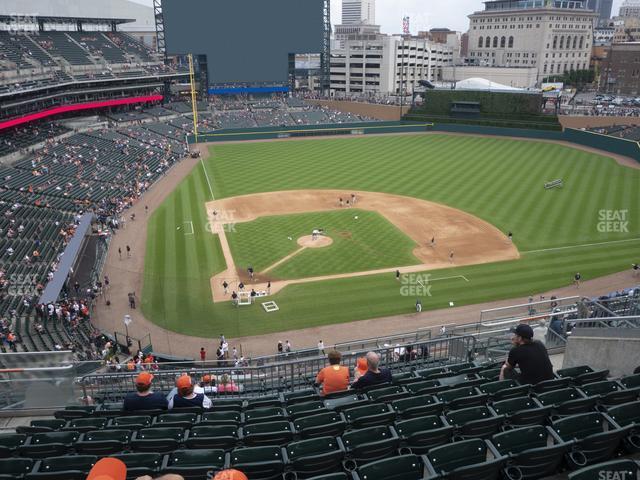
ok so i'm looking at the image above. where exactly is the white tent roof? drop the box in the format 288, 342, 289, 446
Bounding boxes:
454, 77, 526, 92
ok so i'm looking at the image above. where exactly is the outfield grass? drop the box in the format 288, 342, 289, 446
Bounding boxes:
141, 134, 640, 338
226, 209, 419, 279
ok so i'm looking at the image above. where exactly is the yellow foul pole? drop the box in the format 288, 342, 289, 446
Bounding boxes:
187, 53, 199, 143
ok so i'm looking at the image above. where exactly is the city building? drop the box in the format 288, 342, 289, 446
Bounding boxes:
587, 0, 614, 25
593, 26, 615, 45
330, 29, 453, 95
619, 0, 640, 18
342, 0, 375, 25
612, 16, 640, 42
466, 0, 599, 84
600, 42, 640, 94
418, 28, 463, 62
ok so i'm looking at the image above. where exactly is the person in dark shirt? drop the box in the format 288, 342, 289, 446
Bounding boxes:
169, 374, 212, 409
351, 351, 392, 389
500, 324, 554, 385
123, 371, 168, 411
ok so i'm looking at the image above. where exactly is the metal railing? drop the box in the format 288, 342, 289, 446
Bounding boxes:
479, 295, 581, 324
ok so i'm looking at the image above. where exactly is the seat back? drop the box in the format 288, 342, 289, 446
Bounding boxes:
200, 411, 242, 425
391, 395, 442, 418
492, 397, 551, 427
286, 401, 325, 418
293, 411, 346, 438
551, 413, 604, 441
38, 455, 97, 473
491, 425, 548, 455
356, 454, 425, 480
394, 415, 454, 454
230, 446, 284, 479
0, 458, 34, 476
620, 374, 640, 390
446, 406, 503, 439
166, 448, 226, 467
607, 401, 640, 427
341, 426, 399, 462
426, 438, 487, 473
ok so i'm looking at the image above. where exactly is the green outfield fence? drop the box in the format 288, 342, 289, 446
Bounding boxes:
188, 121, 640, 163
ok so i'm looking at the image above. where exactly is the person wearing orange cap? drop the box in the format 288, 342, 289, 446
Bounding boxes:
354, 357, 368, 381
213, 470, 248, 480
315, 350, 350, 396
86, 457, 127, 480
195, 374, 217, 394
168, 374, 212, 409
123, 371, 168, 412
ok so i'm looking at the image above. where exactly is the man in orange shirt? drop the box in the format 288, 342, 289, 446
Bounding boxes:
315, 350, 350, 395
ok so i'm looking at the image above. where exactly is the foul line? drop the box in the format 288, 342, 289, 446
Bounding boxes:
522, 237, 640, 254
261, 246, 307, 274
200, 158, 215, 201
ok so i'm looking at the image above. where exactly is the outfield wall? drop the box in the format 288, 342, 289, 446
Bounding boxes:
190, 121, 640, 163
188, 121, 433, 143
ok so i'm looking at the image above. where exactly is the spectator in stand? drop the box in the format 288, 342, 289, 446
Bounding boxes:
195, 374, 217, 394
315, 350, 350, 395
123, 372, 168, 411
168, 374, 212, 409
351, 351, 392, 389
500, 324, 554, 385
217, 374, 240, 393
354, 357, 368, 381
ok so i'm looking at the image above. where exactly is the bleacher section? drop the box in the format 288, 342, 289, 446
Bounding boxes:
0, 362, 638, 479
589, 125, 640, 141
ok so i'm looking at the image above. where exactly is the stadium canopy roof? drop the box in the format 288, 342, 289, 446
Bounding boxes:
454, 77, 529, 92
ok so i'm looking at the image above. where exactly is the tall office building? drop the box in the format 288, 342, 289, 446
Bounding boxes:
587, 0, 613, 24
342, 0, 375, 25
619, 0, 640, 18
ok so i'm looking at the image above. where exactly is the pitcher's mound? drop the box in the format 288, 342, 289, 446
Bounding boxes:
297, 235, 333, 248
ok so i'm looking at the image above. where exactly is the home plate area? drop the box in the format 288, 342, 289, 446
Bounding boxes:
262, 301, 279, 313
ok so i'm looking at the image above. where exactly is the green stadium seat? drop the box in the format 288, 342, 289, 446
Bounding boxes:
75, 429, 132, 455
366, 385, 408, 403
424, 438, 506, 480
436, 374, 482, 389
478, 368, 502, 382
491, 425, 571, 480
323, 393, 369, 411
394, 415, 454, 454
567, 459, 640, 480
342, 426, 400, 463
551, 412, 627, 468
619, 374, 640, 390
229, 446, 285, 480
246, 396, 283, 410
185, 425, 239, 450
491, 396, 552, 427
404, 380, 442, 396
108, 415, 152, 430
391, 394, 443, 419
18, 431, 80, 458
436, 386, 488, 409
353, 454, 426, 480
556, 366, 609, 385
130, 427, 185, 453
448, 362, 482, 374
415, 366, 447, 379
478, 379, 530, 401
285, 436, 345, 478
392, 372, 422, 385
240, 420, 294, 446
306, 474, 349, 480
111, 453, 163, 479
211, 400, 243, 411
537, 387, 597, 415
0, 458, 34, 480
53, 409, 90, 421
286, 401, 327, 419
25, 454, 97, 480
63, 417, 107, 433
343, 403, 396, 428
0, 433, 27, 457
293, 411, 346, 438
152, 412, 198, 428
284, 389, 320, 405
445, 406, 505, 439
244, 407, 287, 424
200, 410, 242, 426
160, 448, 226, 480
16, 419, 66, 434
580, 381, 639, 406
606, 401, 640, 453
532, 378, 572, 394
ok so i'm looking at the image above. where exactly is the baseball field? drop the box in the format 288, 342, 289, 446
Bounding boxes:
141, 134, 639, 338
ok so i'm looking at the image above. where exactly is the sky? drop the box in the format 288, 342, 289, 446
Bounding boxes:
130, 0, 625, 35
